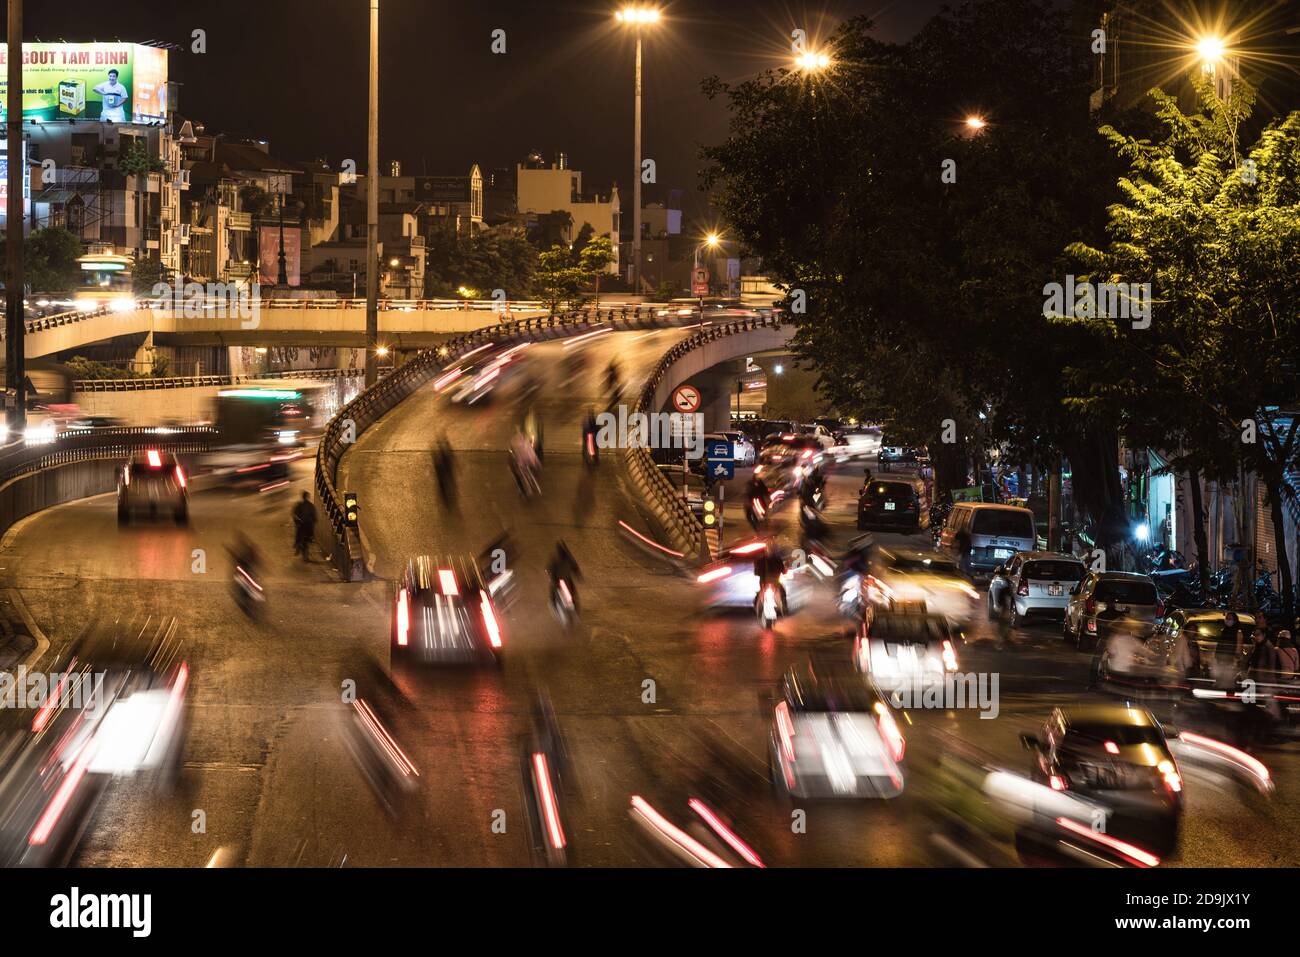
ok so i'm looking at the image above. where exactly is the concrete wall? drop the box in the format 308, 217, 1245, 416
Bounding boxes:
0, 459, 119, 543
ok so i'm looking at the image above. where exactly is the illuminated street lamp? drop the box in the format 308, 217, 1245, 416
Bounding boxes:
615, 6, 662, 295
1196, 35, 1226, 65
795, 51, 831, 72
965, 115, 987, 131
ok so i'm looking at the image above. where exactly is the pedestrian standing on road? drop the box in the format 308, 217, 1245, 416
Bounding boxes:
292, 491, 317, 561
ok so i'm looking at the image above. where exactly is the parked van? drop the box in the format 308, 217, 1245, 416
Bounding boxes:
938, 502, 1037, 577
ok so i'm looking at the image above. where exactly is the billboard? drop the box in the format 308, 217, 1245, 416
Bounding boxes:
0, 43, 168, 123
259, 226, 302, 287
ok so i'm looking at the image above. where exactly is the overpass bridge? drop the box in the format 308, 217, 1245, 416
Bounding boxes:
7, 298, 553, 360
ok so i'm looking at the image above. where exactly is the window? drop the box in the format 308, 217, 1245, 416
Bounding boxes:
1024, 561, 1085, 581
1093, 580, 1157, 604
971, 509, 1034, 539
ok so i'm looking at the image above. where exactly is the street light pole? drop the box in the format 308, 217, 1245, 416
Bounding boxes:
364, 0, 380, 387
5, 0, 26, 433
631, 26, 642, 295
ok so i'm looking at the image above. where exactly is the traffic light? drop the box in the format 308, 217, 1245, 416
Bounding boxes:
702, 493, 719, 529
343, 491, 360, 528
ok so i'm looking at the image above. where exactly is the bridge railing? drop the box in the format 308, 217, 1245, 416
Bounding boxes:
73, 367, 367, 393
0, 426, 217, 486
314, 302, 691, 579
624, 311, 787, 562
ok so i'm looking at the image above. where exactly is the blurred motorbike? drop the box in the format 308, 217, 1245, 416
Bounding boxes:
756, 583, 785, 630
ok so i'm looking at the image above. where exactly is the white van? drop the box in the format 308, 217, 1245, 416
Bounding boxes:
937, 502, 1037, 578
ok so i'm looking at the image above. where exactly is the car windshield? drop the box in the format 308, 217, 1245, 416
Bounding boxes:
1094, 580, 1158, 604
1067, 723, 1164, 747
791, 679, 876, 713
1024, 560, 1085, 581
864, 483, 915, 503
128, 463, 173, 479
971, 510, 1034, 538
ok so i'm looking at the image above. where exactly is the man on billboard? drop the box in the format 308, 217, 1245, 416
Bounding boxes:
93, 69, 129, 123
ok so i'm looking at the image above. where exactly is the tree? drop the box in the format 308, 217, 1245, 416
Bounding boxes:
132, 255, 167, 295
2, 228, 84, 293
571, 222, 595, 258
700, 0, 1132, 537
578, 236, 615, 305
423, 222, 537, 299
117, 142, 164, 177
1067, 75, 1300, 612
535, 246, 584, 314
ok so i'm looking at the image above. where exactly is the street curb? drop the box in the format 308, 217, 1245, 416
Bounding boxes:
6, 588, 49, 672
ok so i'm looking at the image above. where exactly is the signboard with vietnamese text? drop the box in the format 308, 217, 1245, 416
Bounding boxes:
0, 43, 168, 123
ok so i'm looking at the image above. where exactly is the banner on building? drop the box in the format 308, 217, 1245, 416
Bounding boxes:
0, 43, 168, 123
258, 226, 302, 287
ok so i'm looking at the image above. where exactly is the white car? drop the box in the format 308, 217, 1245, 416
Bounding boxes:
863, 547, 980, 626
986, 552, 1087, 627
855, 611, 961, 698
830, 427, 882, 463
769, 662, 905, 800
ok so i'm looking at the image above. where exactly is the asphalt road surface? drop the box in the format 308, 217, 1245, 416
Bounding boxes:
3, 327, 1294, 866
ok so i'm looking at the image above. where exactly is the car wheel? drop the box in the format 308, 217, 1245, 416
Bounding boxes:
1062, 616, 1073, 643
1009, 603, 1022, 630
174, 505, 188, 525
117, 507, 129, 526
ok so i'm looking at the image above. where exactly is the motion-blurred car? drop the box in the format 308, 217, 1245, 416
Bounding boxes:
392, 555, 504, 666
1151, 609, 1256, 659
695, 540, 816, 612
1063, 571, 1161, 646
855, 610, 961, 695
1020, 704, 1182, 857
0, 640, 190, 866
878, 444, 923, 465
987, 552, 1087, 627
862, 547, 980, 626
857, 476, 930, 531
117, 448, 188, 525
769, 660, 906, 799
829, 426, 882, 463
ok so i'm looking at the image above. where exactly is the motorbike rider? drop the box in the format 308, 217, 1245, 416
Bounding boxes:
547, 540, 583, 614
745, 472, 772, 527
753, 543, 788, 617
800, 462, 827, 508
581, 407, 600, 462
511, 427, 542, 491
604, 358, 622, 397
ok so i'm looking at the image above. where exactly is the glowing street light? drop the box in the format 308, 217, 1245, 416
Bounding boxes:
1196, 35, 1226, 65
965, 115, 987, 131
615, 6, 659, 24
795, 51, 831, 72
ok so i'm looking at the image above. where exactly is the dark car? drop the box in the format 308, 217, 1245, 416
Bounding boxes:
1020, 704, 1183, 859
858, 477, 930, 531
117, 449, 189, 525
392, 555, 504, 666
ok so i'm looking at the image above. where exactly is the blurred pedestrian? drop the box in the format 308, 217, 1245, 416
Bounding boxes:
292, 491, 316, 561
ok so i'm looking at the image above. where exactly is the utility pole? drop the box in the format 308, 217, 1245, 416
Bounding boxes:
1048, 458, 1062, 553
630, 27, 642, 295
5, 0, 25, 433
364, 0, 380, 387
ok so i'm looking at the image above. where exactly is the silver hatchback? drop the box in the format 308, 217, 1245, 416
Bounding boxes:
987, 552, 1087, 627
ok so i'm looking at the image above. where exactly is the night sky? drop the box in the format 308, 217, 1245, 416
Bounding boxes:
21, 0, 947, 214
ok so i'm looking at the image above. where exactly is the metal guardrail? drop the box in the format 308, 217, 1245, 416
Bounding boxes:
623, 313, 786, 561
313, 303, 699, 571
0, 427, 217, 486
72, 367, 367, 393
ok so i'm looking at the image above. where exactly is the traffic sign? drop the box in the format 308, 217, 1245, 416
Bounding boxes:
705, 438, 731, 461
692, 266, 710, 297
709, 459, 735, 480
671, 384, 701, 413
